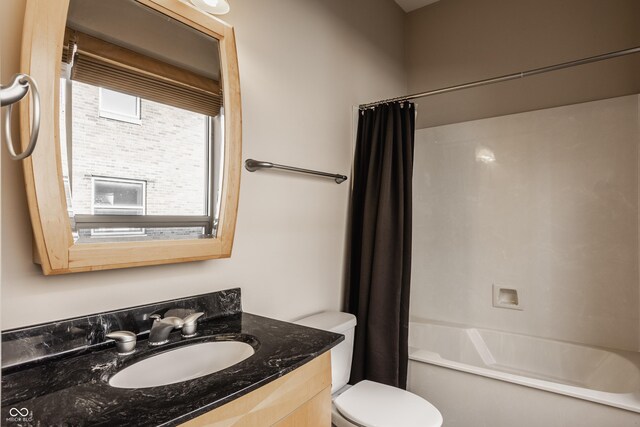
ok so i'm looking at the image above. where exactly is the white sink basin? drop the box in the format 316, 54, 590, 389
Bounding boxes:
109, 341, 255, 389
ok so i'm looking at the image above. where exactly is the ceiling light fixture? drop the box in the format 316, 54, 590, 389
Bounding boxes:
190, 0, 230, 15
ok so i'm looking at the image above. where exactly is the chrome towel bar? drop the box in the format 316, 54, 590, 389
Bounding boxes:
1, 73, 41, 161
245, 159, 348, 184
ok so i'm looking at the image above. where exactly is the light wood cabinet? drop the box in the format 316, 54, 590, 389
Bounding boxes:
181, 352, 332, 427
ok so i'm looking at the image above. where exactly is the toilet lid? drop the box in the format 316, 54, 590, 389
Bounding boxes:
334, 380, 443, 427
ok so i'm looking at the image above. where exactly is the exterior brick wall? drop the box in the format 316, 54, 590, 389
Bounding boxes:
68, 81, 208, 218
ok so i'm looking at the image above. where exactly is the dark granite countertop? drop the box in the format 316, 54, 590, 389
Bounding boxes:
1, 290, 343, 426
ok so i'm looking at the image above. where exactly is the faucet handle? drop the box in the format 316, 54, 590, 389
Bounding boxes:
162, 316, 185, 328
105, 331, 137, 355
149, 314, 162, 322
182, 312, 204, 337
183, 312, 204, 325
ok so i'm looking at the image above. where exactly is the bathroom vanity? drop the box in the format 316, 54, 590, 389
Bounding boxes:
1, 289, 343, 425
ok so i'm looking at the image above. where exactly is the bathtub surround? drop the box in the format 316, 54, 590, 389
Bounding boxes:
411, 95, 640, 351
1, 289, 343, 425
346, 102, 416, 388
411, 95, 640, 352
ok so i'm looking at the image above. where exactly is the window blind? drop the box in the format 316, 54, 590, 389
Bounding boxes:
64, 29, 222, 117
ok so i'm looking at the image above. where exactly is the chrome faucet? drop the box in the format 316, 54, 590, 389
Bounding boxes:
148, 314, 184, 346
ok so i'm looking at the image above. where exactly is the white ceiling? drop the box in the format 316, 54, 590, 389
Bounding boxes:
394, 0, 440, 13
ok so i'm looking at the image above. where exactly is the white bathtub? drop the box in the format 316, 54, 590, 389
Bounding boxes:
407, 320, 640, 427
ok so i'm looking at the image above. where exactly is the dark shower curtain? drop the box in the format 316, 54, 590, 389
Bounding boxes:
346, 101, 415, 389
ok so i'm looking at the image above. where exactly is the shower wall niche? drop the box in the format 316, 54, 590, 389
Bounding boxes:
410, 95, 640, 351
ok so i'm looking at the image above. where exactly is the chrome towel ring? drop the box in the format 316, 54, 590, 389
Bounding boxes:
1, 73, 41, 161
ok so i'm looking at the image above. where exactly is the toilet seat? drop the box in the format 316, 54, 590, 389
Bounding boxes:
333, 380, 443, 427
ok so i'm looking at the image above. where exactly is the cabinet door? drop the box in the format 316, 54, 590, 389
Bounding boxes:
273, 387, 331, 427
181, 352, 331, 426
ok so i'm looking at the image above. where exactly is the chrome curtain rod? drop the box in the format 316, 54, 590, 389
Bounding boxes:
359, 46, 640, 109
245, 159, 348, 184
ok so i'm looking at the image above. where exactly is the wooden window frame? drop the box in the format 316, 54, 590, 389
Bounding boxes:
20, 0, 242, 275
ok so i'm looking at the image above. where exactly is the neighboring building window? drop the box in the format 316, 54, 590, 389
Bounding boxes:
91, 177, 146, 236
98, 88, 141, 124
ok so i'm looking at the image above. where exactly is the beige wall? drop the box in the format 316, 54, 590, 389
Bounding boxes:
0, 0, 406, 329
411, 95, 640, 351
405, 0, 640, 129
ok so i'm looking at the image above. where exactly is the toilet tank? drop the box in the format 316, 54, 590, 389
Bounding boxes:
294, 311, 357, 394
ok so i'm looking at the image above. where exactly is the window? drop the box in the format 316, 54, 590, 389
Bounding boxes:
98, 88, 141, 124
91, 177, 146, 236
60, 28, 222, 241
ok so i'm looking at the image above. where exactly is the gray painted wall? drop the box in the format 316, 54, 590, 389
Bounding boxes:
404, 0, 640, 129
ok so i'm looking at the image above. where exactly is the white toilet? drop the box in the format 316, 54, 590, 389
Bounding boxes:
295, 311, 443, 427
